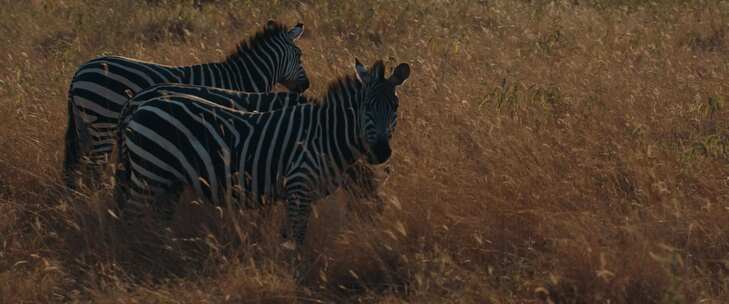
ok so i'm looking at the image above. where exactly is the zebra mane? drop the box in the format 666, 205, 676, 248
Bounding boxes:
225, 21, 289, 62
312, 74, 363, 106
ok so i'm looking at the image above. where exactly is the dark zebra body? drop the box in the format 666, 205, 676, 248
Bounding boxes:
115, 60, 410, 246
123, 83, 387, 212
64, 21, 308, 190
115, 83, 308, 206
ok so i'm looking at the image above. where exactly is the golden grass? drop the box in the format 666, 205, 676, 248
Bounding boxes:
2, 0, 729, 302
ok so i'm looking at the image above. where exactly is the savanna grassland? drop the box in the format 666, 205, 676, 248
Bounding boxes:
2, 0, 729, 302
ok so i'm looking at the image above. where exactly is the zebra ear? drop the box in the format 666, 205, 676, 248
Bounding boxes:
371, 60, 385, 81
354, 58, 370, 83
288, 23, 304, 41
389, 63, 411, 86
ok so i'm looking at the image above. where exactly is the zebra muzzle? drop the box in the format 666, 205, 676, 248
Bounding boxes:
367, 139, 391, 165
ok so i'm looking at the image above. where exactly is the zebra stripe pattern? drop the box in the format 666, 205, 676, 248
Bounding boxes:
122, 83, 389, 216
114, 59, 410, 247
115, 83, 309, 194
64, 21, 309, 190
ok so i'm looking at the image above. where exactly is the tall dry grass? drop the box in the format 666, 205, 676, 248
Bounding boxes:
2, 0, 729, 302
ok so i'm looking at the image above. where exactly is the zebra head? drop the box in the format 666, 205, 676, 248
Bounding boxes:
266, 21, 310, 93
354, 59, 410, 165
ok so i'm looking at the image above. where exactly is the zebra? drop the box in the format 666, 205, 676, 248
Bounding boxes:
122, 83, 389, 216
64, 20, 309, 190
114, 59, 410, 248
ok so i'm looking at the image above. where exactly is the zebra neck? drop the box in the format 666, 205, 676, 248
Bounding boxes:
223, 49, 275, 92
314, 93, 366, 174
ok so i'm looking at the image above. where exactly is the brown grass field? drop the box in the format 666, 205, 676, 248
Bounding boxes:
2, 0, 729, 302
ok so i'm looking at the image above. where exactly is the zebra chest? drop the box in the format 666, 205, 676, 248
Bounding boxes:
285, 148, 348, 199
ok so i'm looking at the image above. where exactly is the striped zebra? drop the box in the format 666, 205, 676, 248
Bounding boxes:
122, 83, 388, 215
64, 21, 309, 190
114, 59, 410, 247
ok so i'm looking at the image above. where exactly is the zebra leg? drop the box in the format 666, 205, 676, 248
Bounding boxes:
151, 182, 182, 223
81, 162, 106, 190
121, 170, 180, 226
121, 173, 181, 259
283, 198, 312, 249
120, 176, 154, 223
63, 121, 81, 190
283, 197, 315, 281
113, 164, 130, 217
65, 102, 112, 190
64, 101, 90, 190
83, 126, 119, 189
343, 162, 386, 218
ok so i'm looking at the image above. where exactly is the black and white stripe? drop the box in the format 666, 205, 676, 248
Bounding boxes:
124, 83, 390, 216
114, 59, 410, 247
64, 21, 309, 190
